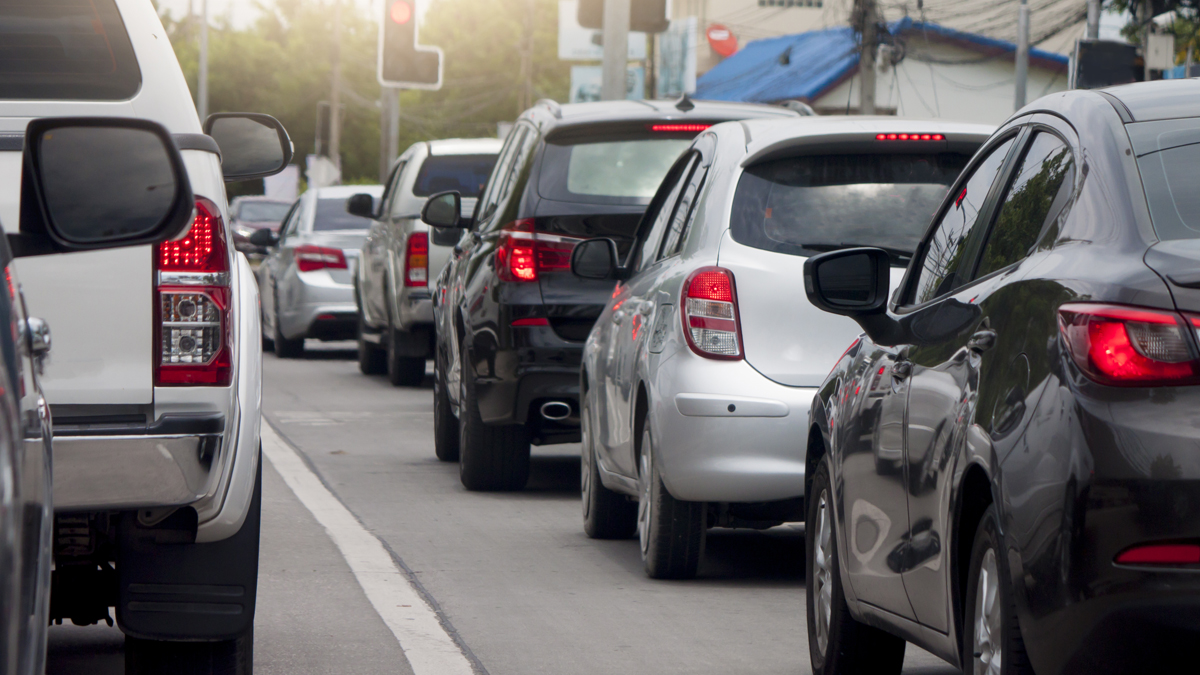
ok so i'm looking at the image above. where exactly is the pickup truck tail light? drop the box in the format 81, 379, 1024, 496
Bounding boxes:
496, 219, 575, 283
295, 245, 348, 272
682, 267, 743, 360
1058, 303, 1200, 387
155, 198, 232, 386
404, 232, 429, 287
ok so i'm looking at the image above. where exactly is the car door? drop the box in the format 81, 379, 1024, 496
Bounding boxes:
260, 198, 301, 331
366, 160, 407, 325
902, 127, 1076, 633
268, 195, 308, 322
895, 130, 1026, 632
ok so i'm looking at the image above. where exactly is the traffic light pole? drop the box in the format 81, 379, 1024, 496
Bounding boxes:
602, 0, 631, 100
330, 0, 343, 175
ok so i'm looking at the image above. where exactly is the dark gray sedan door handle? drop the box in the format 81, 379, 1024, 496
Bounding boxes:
968, 329, 997, 352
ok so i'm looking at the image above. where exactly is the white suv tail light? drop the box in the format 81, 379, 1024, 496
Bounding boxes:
155, 198, 232, 386
682, 267, 743, 360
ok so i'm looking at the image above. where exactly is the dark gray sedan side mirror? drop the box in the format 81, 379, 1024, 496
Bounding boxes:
13, 117, 195, 257
249, 228, 279, 248
204, 113, 294, 182
421, 191, 463, 229
570, 238, 627, 280
346, 193, 376, 219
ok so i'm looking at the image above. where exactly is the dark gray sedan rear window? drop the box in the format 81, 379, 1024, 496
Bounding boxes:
730, 153, 969, 265
1129, 118, 1200, 241
0, 0, 141, 101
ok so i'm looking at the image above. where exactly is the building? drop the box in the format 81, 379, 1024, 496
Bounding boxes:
693, 18, 1070, 124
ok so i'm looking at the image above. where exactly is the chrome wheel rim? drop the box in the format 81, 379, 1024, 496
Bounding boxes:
581, 405, 593, 517
812, 488, 833, 658
973, 548, 1002, 675
637, 434, 652, 557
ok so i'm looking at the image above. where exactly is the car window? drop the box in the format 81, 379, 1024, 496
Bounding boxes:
908, 136, 1017, 305
634, 153, 697, 271
0, 0, 141, 101
539, 136, 694, 206
975, 132, 1074, 279
314, 197, 374, 231
658, 161, 707, 260
238, 201, 292, 223
278, 199, 304, 243
385, 161, 409, 219
476, 127, 525, 227
1128, 118, 1200, 241
413, 154, 498, 198
490, 127, 539, 230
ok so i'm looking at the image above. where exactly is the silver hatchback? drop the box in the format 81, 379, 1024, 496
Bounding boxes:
575, 117, 993, 578
258, 184, 383, 357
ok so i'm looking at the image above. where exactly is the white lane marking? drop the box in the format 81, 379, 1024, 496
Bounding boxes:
261, 422, 475, 675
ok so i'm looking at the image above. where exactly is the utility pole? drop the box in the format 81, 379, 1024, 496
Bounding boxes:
602, 0, 631, 100
1086, 0, 1100, 39
857, 0, 877, 115
519, 0, 536, 112
329, 0, 343, 175
1014, 0, 1030, 110
379, 91, 391, 183
197, 0, 209, 121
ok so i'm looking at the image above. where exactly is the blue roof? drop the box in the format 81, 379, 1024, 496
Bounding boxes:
695, 17, 1070, 104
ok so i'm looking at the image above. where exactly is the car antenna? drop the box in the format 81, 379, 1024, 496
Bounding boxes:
675, 93, 695, 112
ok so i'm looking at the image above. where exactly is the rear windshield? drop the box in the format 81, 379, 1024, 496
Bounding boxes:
238, 201, 292, 223
539, 137, 693, 205
314, 198, 373, 231
730, 153, 970, 265
1128, 118, 1200, 241
0, 0, 142, 101
414, 154, 497, 198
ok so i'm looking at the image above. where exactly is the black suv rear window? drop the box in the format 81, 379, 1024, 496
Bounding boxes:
0, 0, 141, 101
538, 135, 694, 205
730, 153, 969, 265
414, 154, 498, 198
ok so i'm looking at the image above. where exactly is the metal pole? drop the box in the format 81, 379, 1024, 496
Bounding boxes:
859, 0, 877, 115
388, 90, 400, 169
1086, 0, 1100, 39
379, 91, 391, 183
198, 0, 208, 121
1015, 0, 1030, 110
1187, 44, 1194, 78
602, 0, 631, 100
1143, 0, 1152, 83
329, 0, 343, 175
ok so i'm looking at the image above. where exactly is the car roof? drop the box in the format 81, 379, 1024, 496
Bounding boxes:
231, 195, 291, 205
1096, 78, 1200, 123
730, 116, 996, 164
521, 97, 800, 130
426, 138, 504, 155
312, 185, 384, 199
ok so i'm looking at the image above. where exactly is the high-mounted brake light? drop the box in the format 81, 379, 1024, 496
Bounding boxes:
1116, 543, 1200, 565
156, 198, 232, 386
681, 267, 742, 360
1058, 303, 1200, 387
496, 220, 577, 283
651, 123, 712, 132
404, 232, 429, 287
876, 133, 944, 141
295, 245, 348, 273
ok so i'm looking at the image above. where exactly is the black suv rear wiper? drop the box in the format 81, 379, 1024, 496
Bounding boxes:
801, 242, 913, 264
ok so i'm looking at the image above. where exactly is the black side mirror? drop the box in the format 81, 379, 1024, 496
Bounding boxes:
570, 238, 624, 280
249, 228, 279, 248
431, 228, 462, 247
803, 248, 890, 316
204, 113, 294, 182
13, 117, 195, 257
421, 191, 463, 229
346, 193, 376, 219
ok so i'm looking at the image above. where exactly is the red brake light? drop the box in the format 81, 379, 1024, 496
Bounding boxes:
651, 123, 712, 132
1115, 543, 1200, 565
1058, 303, 1200, 387
404, 232, 429, 287
496, 220, 577, 283
155, 198, 232, 386
681, 266, 742, 360
876, 133, 944, 141
295, 245, 348, 273
511, 317, 549, 327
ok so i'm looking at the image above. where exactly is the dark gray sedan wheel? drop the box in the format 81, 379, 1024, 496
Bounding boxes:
964, 505, 1034, 675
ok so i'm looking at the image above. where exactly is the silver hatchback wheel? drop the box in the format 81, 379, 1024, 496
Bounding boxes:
812, 488, 833, 658
637, 435, 653, 558
973, 548, 1002, 675
581, 405, 593, 518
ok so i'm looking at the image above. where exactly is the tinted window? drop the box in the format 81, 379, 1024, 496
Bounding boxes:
1129, 118, 1200, 241
976, 133, 1074, 278
634, 154, 695, 271
386, 161, 408, 218
413, 154, 498, 198
731, 153, 970, 266
238, 201, 292, 223
539, 137, 692, 205
909, 138, 1015, 305
314, 198, 373, 231
659, 162, 707, 260
0, 0, 141, 100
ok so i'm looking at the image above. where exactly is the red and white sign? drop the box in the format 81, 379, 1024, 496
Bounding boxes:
706, 24, 737, 57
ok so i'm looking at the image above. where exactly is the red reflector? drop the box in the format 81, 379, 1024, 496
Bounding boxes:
651, 123, 712, 132
1058, 303, 1200, 387
316, 314, 337, 321
1116, 543, 1200, 565
877, 132, 944, 141
295, 245, 348, 272
511, 318, 549, 327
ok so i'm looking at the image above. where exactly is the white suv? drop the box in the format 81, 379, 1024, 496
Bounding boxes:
0, 2, 290, 672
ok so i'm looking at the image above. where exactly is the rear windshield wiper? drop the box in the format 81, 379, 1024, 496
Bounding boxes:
801, 242, 913, 264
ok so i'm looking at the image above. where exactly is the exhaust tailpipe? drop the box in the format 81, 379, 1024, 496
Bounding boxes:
540, 401, 572, 421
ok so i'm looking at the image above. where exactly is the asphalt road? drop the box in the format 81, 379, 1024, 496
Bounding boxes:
47, 341, 960, 675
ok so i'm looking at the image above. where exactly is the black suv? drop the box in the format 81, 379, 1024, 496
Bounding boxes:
423, 97, 800, 490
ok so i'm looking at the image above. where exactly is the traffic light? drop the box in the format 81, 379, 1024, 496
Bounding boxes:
577, 0, 669, 34
378, 0, 442, 89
